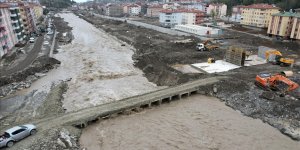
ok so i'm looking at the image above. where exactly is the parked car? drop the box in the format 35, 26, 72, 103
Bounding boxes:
29, 37, 35, 43
0, 124, 37, 148
44, 41, 50, 45
47, 31, 54, 35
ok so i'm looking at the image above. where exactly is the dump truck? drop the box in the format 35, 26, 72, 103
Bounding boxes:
196, 40, 219, 51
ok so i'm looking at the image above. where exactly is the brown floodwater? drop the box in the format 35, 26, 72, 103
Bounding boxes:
80, 95, 300, 150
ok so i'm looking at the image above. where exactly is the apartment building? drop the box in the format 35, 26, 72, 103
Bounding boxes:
123, 4, 141, 16
146, 5, 163, 18
291, 15, 300, 40
18, 2, 34, 35
0, 3, 16, 57
159, 9, 205, 28
32, 3, 43, 19
180, 3, 207, 12
267, 12, 296, 39
105, 4, 123, 17
240, 4, 280, 28
231, 5, 244, 22
206, 3, 227, 18
9, 4, 26, 42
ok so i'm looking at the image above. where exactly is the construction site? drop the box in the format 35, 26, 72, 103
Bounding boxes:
1, 10, 300, 149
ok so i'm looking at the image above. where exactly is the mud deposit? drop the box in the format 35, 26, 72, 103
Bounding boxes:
80, 95, 300, 150
78, 11, 300, 140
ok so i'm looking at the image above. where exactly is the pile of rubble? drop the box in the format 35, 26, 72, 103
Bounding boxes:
0, 73, 46, 97
0, 56, 60, 98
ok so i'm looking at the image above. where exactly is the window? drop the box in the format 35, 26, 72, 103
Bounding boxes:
12, 129, 26, 135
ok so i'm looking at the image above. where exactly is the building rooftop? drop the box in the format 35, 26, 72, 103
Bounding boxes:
160, 9, 204, 13
272, 12, 300, 17
241, 3, 279, 9
209, 3, 225, 6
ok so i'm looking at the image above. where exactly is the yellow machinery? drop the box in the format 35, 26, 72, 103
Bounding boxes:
264, 50, 294, 66
208, 58, 215, 63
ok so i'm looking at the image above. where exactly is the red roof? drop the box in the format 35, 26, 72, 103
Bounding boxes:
160, 9, 204, 13
241, 3, 279, 9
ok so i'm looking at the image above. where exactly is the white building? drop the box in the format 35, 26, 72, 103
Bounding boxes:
159, 9, 183, 28
174, 24, 222, 36
181, 3, 207, 12
206, 3, 227, 18
124, 4, 141, 16
159, 9, 205, 28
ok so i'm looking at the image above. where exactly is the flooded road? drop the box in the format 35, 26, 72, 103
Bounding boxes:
80, 95, 300, 150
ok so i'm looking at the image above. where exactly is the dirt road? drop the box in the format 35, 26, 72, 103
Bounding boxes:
80, 95, 300, 150
0, 36, 44, 76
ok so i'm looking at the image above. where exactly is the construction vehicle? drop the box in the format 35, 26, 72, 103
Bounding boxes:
258, 48, 294, 67
207, 57, 215, 63
196, 40, 219, 51
272, 55, 295, 67
255, 73, 299, 97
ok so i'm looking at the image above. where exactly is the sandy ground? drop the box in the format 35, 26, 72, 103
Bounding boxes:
24, 13, 160, 112
80, 95, 300, 150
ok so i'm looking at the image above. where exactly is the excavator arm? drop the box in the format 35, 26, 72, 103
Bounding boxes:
269, 75, 299, 92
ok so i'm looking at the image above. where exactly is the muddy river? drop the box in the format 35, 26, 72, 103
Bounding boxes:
80, 95, 300, 150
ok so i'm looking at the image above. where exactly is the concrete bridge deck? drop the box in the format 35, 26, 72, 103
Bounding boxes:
33, 76, 225, 131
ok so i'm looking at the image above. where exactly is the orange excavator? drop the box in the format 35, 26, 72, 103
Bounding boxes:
255, 73, 299, 97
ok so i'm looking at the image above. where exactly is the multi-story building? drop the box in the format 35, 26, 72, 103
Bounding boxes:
159, 9, 205, 28
206, 3, 227, 18
241, 4, 280, 28
146, 5, 163, 17
123, 4, 141, 16
18, 2, 34, 36
180, 3, 207, 12
32, 3, 43, 19
0, 3, 16, 57
267, 12, 296, 39
268, 11, 300, 40
159, 9, 183, 28
291, 15, 300, 40
105, 4, 123, 17
230, 5, 244, 22
182, 9, 205, 24
9, 4, 26, 42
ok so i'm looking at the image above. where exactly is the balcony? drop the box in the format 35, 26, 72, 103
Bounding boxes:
11, 20, 18, 23
10, 14, 17, 17
13, 26, 20, 30
9, 7, 19, 10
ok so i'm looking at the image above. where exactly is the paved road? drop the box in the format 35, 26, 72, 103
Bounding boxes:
8, 76, 223, 149
0, 36, 44, 76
